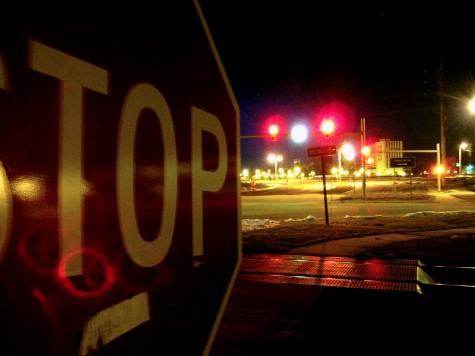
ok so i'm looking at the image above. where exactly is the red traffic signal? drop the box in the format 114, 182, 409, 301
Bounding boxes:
320, 119, 335, 136
269, 124, 279, 141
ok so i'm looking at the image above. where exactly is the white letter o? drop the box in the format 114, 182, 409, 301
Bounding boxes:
117, 83, 177, 267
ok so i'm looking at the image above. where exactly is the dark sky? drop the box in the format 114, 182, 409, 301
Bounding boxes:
199, 2, 475, 170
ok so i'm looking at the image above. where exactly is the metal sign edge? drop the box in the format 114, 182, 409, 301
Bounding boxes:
195, 1, 243, 354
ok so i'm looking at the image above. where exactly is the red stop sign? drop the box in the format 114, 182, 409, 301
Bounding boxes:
0, 2, 240, 355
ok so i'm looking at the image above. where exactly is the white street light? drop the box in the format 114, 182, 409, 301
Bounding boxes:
341, 143, 355, 160
468, 98, 475, 114
339, 143, 356, 182
459, 142, 468, 175
337, 150, 342, 182
267, 153, 283, 182
290, 124, 308, 143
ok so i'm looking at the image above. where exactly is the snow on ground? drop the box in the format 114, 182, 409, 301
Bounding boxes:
241, 219, 281, 232
241, 211, 474, 232
241, 215, 320, 232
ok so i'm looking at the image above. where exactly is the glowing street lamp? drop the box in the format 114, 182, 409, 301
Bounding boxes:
341, 143, 355, 161
290, 124, 308, 143
361, 146, 371, 157
459, 142, 468, 175
361, 146, 371, 175
361, 145, 371, 198
267, 153, 283, 182
340, 143, 355, 180
468, 98, 475, 114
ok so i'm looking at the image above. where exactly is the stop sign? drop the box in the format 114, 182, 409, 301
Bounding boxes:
0, 2, 240, 355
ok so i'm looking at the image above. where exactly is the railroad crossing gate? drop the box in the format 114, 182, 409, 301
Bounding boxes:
0, 2, 240, 355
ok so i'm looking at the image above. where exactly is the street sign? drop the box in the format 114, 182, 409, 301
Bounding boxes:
390, 157, 415, 168
0, 2, 240, 355
308, 145, 337, 157
307, 145, 336, 225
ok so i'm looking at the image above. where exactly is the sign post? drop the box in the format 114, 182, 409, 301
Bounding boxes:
0, 2, 240, 355
308, 145, 336, 225
390, 157, 416, 197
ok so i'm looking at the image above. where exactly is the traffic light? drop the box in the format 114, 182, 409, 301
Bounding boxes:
269, 124, 279, 141
361, 146, 371, 157
320, 119, 335, 136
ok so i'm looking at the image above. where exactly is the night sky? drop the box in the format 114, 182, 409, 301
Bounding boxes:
199, 2, 475, 171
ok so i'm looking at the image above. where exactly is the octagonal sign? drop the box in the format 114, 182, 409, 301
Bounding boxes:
0, 1, 240, 355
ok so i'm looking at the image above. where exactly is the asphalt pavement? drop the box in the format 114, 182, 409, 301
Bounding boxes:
210, 190, 475, 355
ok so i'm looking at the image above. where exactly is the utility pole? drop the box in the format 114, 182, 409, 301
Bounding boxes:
361, 118, 366, 198
439, 53, 446, 188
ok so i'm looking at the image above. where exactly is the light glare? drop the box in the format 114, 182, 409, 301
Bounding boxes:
320, 119, 335, 136
468, 98, 475, 114
290, 124, 308, 143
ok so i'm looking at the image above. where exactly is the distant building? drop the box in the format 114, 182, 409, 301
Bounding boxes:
369, 138, 404, 175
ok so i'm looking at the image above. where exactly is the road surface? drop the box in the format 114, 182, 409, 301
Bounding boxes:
241, 178, 475, 220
